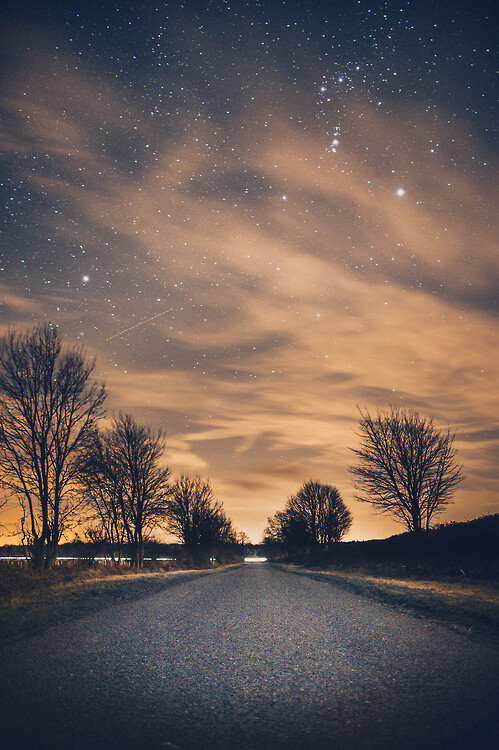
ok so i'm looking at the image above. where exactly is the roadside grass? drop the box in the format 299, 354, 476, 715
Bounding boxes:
278, 564, 499, 642
0, 563, 233, 643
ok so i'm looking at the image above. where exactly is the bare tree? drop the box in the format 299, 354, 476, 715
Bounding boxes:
80, 415, 171, 569
77, 430, 127, 562
263, 509, 299, 547
164, 475, 235, 560
0, 325, 106, 568
350, 407, 464, 532
291, 481, 352, 546
263, 481, 352, 549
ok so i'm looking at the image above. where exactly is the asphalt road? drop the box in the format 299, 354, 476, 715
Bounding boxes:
0, 564, 497, 750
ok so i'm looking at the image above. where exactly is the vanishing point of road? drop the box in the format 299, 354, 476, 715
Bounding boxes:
0, 564, 497, 749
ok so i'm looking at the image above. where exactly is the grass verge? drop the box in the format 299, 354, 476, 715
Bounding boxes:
0, 564, 238, 644
277, 564, 499, 644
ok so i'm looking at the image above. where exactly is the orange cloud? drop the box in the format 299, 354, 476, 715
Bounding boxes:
1, 32, 497, 542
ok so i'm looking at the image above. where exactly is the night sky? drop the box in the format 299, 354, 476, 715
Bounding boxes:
1, 0, 497, 542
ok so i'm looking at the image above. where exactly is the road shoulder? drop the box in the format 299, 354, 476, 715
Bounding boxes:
0, 564, 241, 644
276, 563, 499, 646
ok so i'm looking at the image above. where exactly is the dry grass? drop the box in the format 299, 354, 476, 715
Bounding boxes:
343, 573, 499, 603
1, 563, 127, 602
280, 565, 499, 642
0, 563, 229, 642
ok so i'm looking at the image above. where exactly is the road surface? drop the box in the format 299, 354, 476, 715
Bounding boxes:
0, 564, 497, 749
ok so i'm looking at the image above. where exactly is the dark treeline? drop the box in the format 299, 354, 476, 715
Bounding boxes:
0, 539, 250, 569
0, 326, 247, 569
263, 515, 499, 580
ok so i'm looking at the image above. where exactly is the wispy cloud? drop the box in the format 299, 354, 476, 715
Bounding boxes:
1, 31, 497, 541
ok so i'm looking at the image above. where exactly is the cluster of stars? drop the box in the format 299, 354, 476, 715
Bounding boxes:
0, 0, 496, 538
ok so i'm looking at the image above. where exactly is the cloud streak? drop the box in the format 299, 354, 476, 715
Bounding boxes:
0, 30, 497, 541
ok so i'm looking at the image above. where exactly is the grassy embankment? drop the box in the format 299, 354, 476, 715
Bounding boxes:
0, 562, 235, 643
275, 516, 499, 642
280, 565, 498, 641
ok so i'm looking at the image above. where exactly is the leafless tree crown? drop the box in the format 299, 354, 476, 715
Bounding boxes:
164, 475, 235, 549
349, 407, 464, 532
0, 324, 106, 567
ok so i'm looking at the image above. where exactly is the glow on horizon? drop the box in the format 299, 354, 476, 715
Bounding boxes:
0, 7, 496, 545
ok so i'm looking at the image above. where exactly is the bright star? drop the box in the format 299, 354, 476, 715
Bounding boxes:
82, 275, 90, 282
396, 188, 406, 197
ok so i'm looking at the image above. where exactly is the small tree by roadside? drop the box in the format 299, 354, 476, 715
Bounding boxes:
164, 475, 235, 564
349, 407, 464, 532
263, 481, 352, 552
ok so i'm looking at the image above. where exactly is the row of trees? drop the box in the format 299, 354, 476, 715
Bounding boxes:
265, 408, 464, 552
81, 420, 239, 568
0, 325, 465, 566
0, 325, 241, 568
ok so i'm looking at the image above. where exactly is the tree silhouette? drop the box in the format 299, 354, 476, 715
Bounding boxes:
0, 325, 106, 568
164, 475, 235, 561
77, 429, 127, 562
350, 407, 464, 532
264, 481, 352, 549
80, 414, 171, 568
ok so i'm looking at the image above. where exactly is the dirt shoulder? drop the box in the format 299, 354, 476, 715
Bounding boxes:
276, 564, 499, 645
0, 564, 241, 644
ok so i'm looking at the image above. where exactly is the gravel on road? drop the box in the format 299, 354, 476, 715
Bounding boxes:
0, 563, 497, 749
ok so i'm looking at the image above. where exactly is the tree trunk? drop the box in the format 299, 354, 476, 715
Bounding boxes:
411, 505, 422, 533
44, 540, 58, 569
30, 537, 45, 570
131, 539, 144, 569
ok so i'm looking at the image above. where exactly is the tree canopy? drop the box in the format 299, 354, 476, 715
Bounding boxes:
264, 480, 352, 549
0, 325, 106, 568
350, 407, 464, 532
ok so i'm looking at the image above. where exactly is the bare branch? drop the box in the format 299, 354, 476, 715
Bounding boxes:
349, 407, 464, 532
0, 324, 106, 567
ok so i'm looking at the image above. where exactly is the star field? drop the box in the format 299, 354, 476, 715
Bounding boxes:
0, 0, 497, 541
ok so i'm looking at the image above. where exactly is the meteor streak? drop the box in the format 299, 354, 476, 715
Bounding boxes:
105, 308, 173, 341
